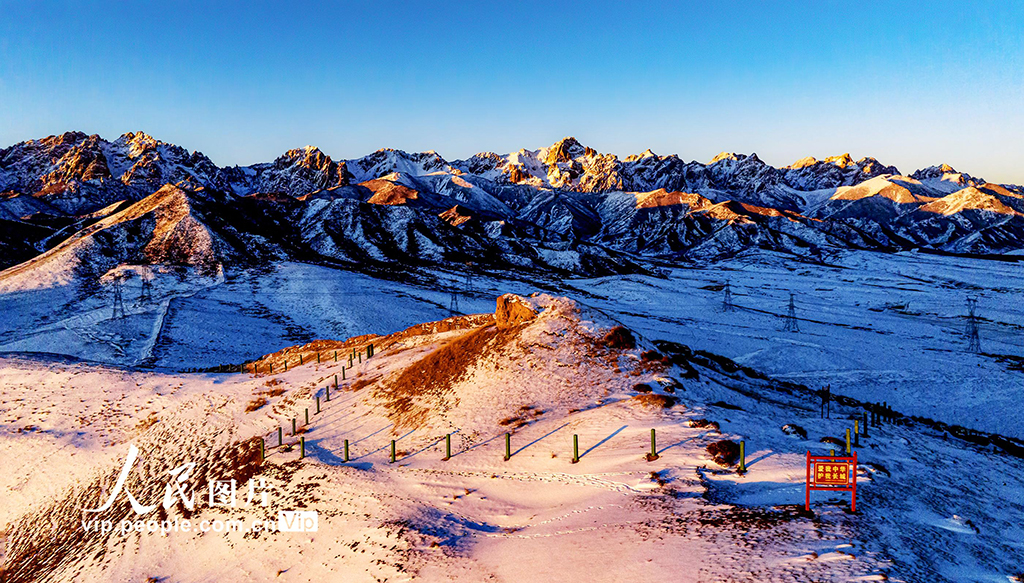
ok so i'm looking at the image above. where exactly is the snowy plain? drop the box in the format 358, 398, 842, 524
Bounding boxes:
0, 250, 1022, 582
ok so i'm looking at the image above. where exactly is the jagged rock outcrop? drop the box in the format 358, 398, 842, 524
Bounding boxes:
495, 293, 537, 328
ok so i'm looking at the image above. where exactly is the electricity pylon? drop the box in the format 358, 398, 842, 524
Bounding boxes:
111, 276, 126, 319
723, 280, 733, 312
783, 292, 799, 333
139, 277, 152, 303
965, 296, 981, 353
449, 287, 460, 315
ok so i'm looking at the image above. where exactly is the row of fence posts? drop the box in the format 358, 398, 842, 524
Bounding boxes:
255, 425, 756, 470
254, 361, 904, 468
826, 398, 904, 458
251, 344, 374, 376
257, 343, 374, 462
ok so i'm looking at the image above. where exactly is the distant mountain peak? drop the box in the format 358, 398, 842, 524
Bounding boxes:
544, 137, 595, 165
823, 153, 855, 168
710, 152, 742, 164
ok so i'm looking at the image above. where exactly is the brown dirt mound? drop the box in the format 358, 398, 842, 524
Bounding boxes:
377, 323, 520, 429
630, 394, 679, 409
707, 439, 740, 466
689, 418, 721, 432
600, 326, 636, 350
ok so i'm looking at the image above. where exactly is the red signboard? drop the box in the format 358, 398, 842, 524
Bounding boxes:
805, 451, 857, 512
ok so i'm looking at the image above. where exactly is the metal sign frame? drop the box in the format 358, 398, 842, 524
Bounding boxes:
805, 451, 857, 512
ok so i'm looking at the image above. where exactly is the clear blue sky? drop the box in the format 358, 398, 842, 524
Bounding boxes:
2, 1, 1022, 183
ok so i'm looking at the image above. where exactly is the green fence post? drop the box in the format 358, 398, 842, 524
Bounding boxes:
278, 427, 283, 447
862, 413, 869, 438
342, 368, 346, 381
443, 433, 451, 461
390, 440, 396, 464
292, 418, 297, 436
326, 385, 331, 402
344, 439, 349, 463
504, 433, 511, 461
284, 361, 288, 372
300, 436, 305, 459
269, 363, 273, 374
299, 354, 303, 365
738, 440, 746, 472
305, 408, 309, 426
334, 350, 338, 362
259, 438, 265, 463
572, 434, 580, 464
648, 428, 659, 461
358, 352, 362, 363
316, 395, 320, 414
317, 352, 320, 364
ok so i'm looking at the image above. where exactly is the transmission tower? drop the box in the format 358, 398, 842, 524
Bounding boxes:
449, 286, 460, 315
111, 276, 126, 320
139, 277, 152, 304
722, 280, 734, 312
782, 292, 799, 333
965, 296, 981, 353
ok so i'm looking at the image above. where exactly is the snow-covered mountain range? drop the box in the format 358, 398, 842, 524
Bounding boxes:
2, 131, 1023, 276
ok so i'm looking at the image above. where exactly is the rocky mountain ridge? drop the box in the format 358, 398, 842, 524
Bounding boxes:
1, 131, 1022, 277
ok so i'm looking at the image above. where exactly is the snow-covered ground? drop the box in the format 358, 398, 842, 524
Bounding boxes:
0, 292, 1021, 582
3, 250, 1018, 438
